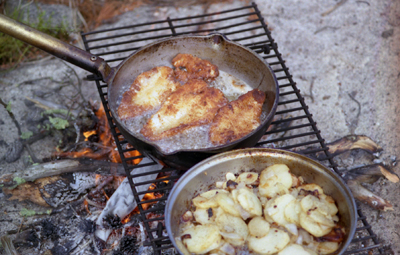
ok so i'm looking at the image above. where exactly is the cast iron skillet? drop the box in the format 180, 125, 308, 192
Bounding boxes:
0, 14, 279, 170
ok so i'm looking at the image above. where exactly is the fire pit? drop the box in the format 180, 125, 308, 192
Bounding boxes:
0, 2, 391, 255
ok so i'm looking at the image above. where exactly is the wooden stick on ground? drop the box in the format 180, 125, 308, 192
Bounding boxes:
0, 158, 127, 187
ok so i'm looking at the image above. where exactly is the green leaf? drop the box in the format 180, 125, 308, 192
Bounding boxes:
42, 109, 71, 117
20, 208, 36, 217
20, 131, 33, 140
13, 177, 26, 186
6, 101, 11, 112
48, 117, 69, 130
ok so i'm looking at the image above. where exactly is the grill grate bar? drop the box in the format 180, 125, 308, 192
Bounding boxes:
81, 2, 384, 254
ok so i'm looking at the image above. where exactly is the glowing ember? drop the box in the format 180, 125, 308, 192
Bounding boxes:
54, 104, 142, 165
83, 130, 97, 141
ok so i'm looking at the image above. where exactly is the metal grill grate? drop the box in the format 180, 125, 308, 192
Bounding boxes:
81, 3, 384, 254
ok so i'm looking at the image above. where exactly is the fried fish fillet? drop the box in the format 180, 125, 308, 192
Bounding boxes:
172, 53, 219, 83
209, 89, 266, 145
141, 79, 228, 141
117, 66, 180, 120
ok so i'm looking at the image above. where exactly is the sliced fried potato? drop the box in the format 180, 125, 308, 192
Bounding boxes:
248, 216, 270, 238
308, 210, 335, 227
181, 224, 222, 254
236, 172, 258, 185
192, 195, 219, 209
284, 199, 301, 226
247, 227, 290, 254
264, 194, 295, 226
298, 183, 324, 195
300, 194, 337, 218
216, 192, 241, 217
320, 194, 339, 216
278, 244, 312, 255
236, 188, 262, 217
299, 211, 332, 237
201, 189, 229, 199
317, 241, 340, 254
193, 208, 216, 225
192, 189, 229, 209
216, 213, 249, 246
259, 164, 293, 198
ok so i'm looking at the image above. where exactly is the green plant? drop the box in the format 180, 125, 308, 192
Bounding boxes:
0, 4, 70, 67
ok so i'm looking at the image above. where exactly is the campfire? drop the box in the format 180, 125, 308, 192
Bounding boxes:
0, 102, 175, 254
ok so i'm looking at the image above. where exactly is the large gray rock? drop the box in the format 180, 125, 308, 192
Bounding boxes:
5, 0, 82, 32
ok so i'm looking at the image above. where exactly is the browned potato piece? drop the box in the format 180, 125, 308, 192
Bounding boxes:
248, 216, 270, 238
216, 213, 249, 246
247, 227, 290, 254
181, 224, 222, 254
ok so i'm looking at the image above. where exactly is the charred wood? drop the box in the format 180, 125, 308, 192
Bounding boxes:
343, 163, 399, 184
347, 180, 393, 211
312, 135, 383, 159
325, 135, 382, 157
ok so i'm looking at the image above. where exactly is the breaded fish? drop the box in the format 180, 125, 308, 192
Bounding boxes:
117, 66, 180, 120
209, 89, 266, 145
141, 79, 228, 141
172, 53, 219, 83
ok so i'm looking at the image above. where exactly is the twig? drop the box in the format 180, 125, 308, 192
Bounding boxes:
17, 217, 25, 234
356, 1, 370, 6
0, 97, 41, 163
348, 93, 361, 133
309, 77, 315, 103
87, 176, 114, 196
0, 97, 22, 135
314, 26, 340, 35
321, 0, 348, 16
15, 76, 67, 87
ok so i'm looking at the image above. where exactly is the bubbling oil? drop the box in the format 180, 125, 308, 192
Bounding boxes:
121, 70, 267, 154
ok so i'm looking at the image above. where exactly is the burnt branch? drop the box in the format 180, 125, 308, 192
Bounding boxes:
316, 135, 382, 158
343, 163, 399, 184
347, 180, 393, 211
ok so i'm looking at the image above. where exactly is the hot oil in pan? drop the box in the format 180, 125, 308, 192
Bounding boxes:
122, 70, 269, 154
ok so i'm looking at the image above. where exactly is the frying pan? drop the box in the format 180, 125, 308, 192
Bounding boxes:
0, 14, 279, 170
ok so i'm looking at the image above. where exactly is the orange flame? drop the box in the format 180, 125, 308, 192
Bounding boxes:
55, 104, 142, 165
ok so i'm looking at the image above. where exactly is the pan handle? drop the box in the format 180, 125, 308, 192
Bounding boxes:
0, 14, 113, 82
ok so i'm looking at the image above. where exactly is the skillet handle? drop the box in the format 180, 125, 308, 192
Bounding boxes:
0, 14, 113, 82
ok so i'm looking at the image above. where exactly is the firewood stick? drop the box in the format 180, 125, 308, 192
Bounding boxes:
313, 135, 383, 159
0, 158, 126, 187
347, 180, 393, 211
344, 163, 399, 184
